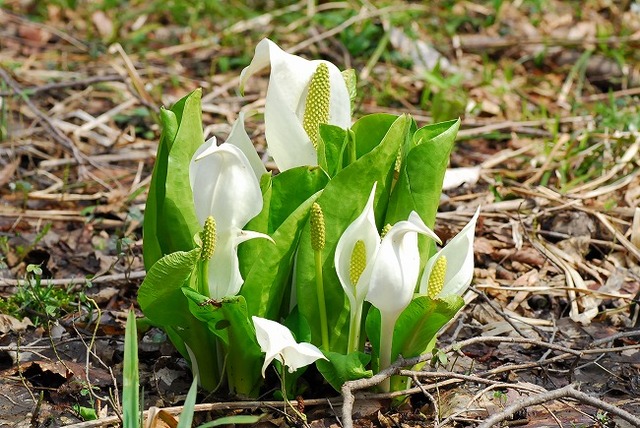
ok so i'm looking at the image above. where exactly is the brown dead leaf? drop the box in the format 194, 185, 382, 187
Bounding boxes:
91, 11, 113, 40
17, 25, 52, 45
0, 314, 33, 334
0, 158, 20, 187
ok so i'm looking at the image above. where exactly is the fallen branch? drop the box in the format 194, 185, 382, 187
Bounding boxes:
341, 333, 640, 428
0, 270, 145, 288
476, 384, 640, 428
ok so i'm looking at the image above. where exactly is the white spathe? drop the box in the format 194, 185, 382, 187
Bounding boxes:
226, 111, 267, 180
419, 207, 480, 298
365, 211, 441, 317
252, 316, 327, 377
334, 182, 380, 309
189, 138, 270, 299
240, 38, 351, 171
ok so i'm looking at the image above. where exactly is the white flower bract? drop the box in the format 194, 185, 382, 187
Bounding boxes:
189, 138, 271, 299
419, 207, 480, 298
239, 38, 351, 170
252, 316, 327, 377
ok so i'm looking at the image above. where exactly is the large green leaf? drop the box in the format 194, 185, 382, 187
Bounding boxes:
183, 289, 263, 397
161, 90, 204, 254
241, 191, 322, 320
138, 248, 221, 391
317, 124, 348, 177
316, 351, 372, 391
296, 115, 410, 353
143, 107, 178, 270
143, 90, 204, 270
386, 118, 460, 266
386, 118, 460, 228
351, 113, 398, 158
138, 248, 200, 326
392, 295, 464, 359
268, 167, 329, 233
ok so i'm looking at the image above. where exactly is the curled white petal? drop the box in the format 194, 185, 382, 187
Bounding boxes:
239, 38, 351, 171
190, 141, 263, 232
252, 316, 326, 377
206, 230, 272, 300
334, 182, 380, 307
366, 211, 441, 317
190, 140, 268, 298
227, 111, 267, 179
419, 207, 480, 297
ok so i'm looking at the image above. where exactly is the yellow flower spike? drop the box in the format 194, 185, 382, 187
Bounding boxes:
349, 240, 367, 286
303, 63, 331, 149
380, 223, 393, 240
310, 202, 326, 251
427, 256, 447, 299
200, 216, 216, 261
394, 148, 402, 175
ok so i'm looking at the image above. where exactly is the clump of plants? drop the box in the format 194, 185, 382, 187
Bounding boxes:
138, 38, 479, 399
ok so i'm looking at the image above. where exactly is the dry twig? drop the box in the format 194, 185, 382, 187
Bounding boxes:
476, 384, 640, 427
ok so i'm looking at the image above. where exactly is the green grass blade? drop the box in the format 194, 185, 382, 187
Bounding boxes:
197, 414, 264, 428
122, 309, 140, 428
176, 377, 199, 428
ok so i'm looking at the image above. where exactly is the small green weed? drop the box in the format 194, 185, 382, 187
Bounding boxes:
420, 64, 467, 122
0, 264, 88, 326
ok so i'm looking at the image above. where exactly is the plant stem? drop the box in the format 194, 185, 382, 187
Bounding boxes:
378, 311, 398, 392
198, 259, 209, 297
279, 363, 307, 423
349, 130, 357, 164
347, 302, 363, 353
314, 250, 330, 350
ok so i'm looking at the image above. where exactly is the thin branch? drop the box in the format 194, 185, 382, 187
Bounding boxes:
0, 270, 145, 288
0, 67, 88, 168
0, 75, 125, 97
476, 384, 640, 428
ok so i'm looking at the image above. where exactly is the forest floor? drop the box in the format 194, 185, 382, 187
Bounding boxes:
1, 1, 640, 427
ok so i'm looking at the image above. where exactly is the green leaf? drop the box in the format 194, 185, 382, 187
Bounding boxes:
393, 295, 464, 359
317, 124, 348, 177
122, 309, 140, 428
143, 107, 177, 270
284, 306, 311, 343
239, 166, 328, 320
177, 377, 199, 428
197, 414, 265, 428
73, 405, 98, 421
181, 287, 230, 345
138, 248, 200, 326
138, 248, 221, 391
365, 294, 463, 373
241, 191, 321, 320
268, 167, 329, 233
351, 113, 398, 158
143, 90, 204, 269
161, 89, 204, 253
183, 289, 263, 397
386, 118, 460, 265
316, 351, 372, 391
296, 115, 411, 352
